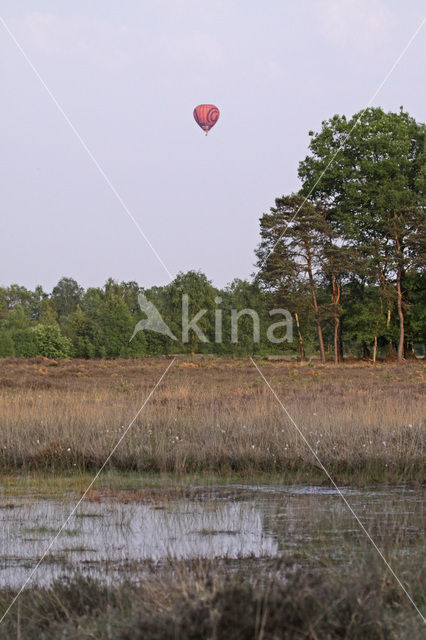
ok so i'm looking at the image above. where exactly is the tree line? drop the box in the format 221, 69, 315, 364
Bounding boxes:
0, 274, 282, 358
0, 107, 424, 362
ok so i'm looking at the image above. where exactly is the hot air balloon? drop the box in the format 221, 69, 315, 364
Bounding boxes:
193, 104, 220, 135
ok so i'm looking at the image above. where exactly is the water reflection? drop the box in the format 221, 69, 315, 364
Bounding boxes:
0, 484, 423, 588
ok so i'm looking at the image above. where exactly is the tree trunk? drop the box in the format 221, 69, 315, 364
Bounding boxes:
333, 318, 340, 365
373, 335, 377, 363
396, 266, 404, 363
395, 229, 404, 364
385, 308, 392, 355
305, 247, 326, 364
295, 313, 305, 361
316, 321, 326, 363
338, 322, 344, 361
331, 274, 341, 365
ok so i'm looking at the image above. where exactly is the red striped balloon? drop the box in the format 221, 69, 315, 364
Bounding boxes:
193, 104, 220, 135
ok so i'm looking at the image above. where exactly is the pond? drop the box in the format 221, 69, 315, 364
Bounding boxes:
0, 484, 424, 588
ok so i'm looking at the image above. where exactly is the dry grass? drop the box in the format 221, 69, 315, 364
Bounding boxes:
0, 357, 424, 482
0, 556, 424, 639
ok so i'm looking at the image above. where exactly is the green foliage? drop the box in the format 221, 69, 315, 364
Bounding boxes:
12, 328, 39, 357
298, 107, 425, 360
4, 284, 47, 320
0, 331, 14, 357
255, 194, 331, 361
31, 324, 72, 358
405, 273, 426, 344
221, 279, 271, 355
51, 277, 83, 318
61, 305, 92, 358
101, 293, 145, 358
168, 270, 217, 353
39, 299, 58, 325
2, 305, 31, 332
342, 287, 387, 354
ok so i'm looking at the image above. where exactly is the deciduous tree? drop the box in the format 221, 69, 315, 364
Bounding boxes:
299, 107, 425, 363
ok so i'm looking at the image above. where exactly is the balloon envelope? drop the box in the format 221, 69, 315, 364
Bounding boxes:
193, 104, 220, 134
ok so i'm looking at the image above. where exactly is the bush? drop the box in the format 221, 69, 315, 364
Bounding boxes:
31, 324, 72, 358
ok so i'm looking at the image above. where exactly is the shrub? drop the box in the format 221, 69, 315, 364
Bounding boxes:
31, 324, 72, 358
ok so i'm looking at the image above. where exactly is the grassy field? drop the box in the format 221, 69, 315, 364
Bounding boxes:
0, 357, 424, 484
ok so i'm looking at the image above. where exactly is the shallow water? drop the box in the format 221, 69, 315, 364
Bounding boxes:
0, 484, 424, 588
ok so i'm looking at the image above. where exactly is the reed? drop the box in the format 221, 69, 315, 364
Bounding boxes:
0, 357, 424, 482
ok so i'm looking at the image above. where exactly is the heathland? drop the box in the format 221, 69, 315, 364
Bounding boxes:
0, 357, 424, 484
0, 358, 425, 638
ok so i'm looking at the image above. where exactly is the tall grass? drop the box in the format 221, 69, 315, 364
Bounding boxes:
0, 358, 424, 482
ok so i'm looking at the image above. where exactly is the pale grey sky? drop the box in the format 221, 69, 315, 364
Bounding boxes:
0, 1, 424, 292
